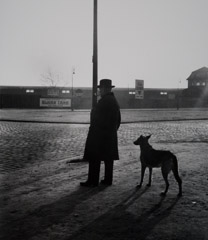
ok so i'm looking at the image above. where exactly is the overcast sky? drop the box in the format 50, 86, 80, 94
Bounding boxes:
0, 0, 208, 89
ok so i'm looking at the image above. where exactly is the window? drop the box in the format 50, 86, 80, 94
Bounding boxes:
129, 91, 135, 94
62, 90, 70, 94
160, 92, 167, 95
26, 89, 34, 93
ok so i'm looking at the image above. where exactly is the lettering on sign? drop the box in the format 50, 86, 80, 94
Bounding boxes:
40, 98, 71, 107
135, 79, 144, 99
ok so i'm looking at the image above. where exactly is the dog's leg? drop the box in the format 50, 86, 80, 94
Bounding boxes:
147, 167, 152, 187
161, 167, 169, 196
137, 164, 146, 188
174, 172, 182, 197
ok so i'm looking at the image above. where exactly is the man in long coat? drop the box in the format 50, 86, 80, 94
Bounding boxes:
80, 79, 121, 187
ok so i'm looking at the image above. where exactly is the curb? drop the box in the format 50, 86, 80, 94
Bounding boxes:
0, 118, 208, 124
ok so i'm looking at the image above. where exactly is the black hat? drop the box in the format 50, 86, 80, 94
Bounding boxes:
97, 79, 115, 88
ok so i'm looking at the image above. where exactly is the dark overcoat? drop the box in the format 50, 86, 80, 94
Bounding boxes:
84, 92, 121, 161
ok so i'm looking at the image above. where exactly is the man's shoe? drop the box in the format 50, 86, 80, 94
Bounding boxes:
80, 181, 98, 187
100, 180, 112, 186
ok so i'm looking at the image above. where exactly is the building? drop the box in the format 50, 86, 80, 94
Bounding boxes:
0, 85, 182, 109
182, 67, 208, 107
187, 67, 208, 89
1, 67, 208, 109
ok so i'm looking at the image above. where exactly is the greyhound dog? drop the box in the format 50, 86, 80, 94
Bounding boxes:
134, 135, 182, 196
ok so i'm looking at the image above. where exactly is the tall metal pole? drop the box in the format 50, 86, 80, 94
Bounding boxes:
177, 80, 181, 110
71, 67, 75, 111
92, 0, 98, 108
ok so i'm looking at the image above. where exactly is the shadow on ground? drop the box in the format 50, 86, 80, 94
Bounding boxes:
1, 186, 107, 240
69, 187, 182, 240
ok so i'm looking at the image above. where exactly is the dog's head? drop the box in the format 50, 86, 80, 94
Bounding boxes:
134, 135, 151, 146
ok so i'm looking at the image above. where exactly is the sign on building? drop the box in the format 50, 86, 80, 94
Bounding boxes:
40, 98, 71, 108
135, 79, 144, 99
47, 88, 59, 96
168, 93, 175, 99
75, 89, 83, 97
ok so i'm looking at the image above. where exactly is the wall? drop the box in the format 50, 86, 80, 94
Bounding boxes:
1, 86, 207, 109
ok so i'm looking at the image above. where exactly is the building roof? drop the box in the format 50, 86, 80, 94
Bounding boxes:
187, 67, 208, 81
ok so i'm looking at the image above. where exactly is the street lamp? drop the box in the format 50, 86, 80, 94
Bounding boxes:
71, 67, 75, 111
177, 80, 181, 110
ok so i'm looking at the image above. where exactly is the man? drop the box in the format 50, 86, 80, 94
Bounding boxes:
80, 79, 121, 187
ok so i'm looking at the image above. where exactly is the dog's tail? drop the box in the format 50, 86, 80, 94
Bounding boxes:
172, 155, 180, 179
172, 154, 182, 195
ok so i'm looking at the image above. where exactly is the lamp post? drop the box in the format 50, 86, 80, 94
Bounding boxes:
71, 67, 75, 111
177, 80, 181, 110
92, 0, 98, 109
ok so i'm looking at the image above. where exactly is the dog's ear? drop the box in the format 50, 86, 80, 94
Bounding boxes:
147, 135, 151, 139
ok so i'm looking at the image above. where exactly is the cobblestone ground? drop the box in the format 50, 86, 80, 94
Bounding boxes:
0, 122, 88, 173
0, 120, 208, 240
0, 120, 208, 172
0, 121, 208, 173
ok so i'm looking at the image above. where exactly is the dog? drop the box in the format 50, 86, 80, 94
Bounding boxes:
134, 135, 182, 196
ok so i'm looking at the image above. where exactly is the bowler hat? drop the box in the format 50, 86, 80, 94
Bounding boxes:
97, 79, 115, 88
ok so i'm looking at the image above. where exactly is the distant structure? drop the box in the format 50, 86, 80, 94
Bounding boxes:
183, 67, 208, 107
0, 67, 207, 109
187, 67, 208, 88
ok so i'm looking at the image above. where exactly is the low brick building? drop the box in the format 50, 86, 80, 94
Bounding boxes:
1, 67, 208, 109
0, 85, 182, 109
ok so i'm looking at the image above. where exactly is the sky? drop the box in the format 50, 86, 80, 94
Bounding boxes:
0, 0, 208, 89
